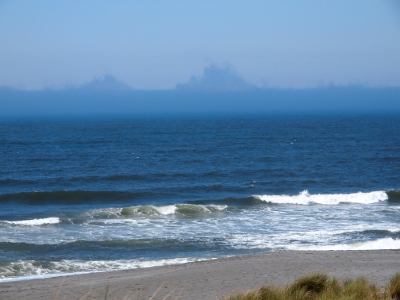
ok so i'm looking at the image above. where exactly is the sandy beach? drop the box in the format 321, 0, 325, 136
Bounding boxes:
1, 250, 400, 299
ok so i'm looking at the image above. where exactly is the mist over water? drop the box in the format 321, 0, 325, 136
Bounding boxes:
0, 114, 399, 281
1, 86, 400, 116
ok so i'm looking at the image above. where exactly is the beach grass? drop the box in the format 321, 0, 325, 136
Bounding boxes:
223, 272, 400, 300
50, 273, 400, 300
51, 272, 400, 300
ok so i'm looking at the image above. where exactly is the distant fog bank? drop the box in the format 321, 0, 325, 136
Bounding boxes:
1, 87, 399, 117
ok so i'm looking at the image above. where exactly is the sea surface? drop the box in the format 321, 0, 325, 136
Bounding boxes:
0, 114, 400, 282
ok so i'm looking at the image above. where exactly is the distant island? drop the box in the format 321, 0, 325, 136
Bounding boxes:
1, 66, 399, 117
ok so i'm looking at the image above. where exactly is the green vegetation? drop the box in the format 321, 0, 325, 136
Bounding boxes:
223, 273, 400, 300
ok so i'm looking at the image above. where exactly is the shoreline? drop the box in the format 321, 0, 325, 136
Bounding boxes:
1, 250, 400, 300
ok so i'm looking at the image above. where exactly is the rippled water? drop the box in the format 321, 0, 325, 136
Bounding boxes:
1, 114, 399, 281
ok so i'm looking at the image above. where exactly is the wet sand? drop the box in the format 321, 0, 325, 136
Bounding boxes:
1, 250, 400, 300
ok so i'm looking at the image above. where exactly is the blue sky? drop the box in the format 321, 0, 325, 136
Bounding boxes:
1, 1, 399, 90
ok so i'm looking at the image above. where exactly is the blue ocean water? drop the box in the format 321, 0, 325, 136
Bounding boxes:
0, 114, 400, 281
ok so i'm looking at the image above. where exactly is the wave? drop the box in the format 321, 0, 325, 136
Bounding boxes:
253, 190, 389, 205
186, 196, 269, 207
344, 229, 400, 236
65, 203, 228, 222
291, 238, 400, 251
120, 203, 227, 217
0, 257, 213, 282
0, 189, 398, 207
0, 238, 225, 256
3, 238, 400, 281
2, 217, 60, 226
387, 190, 400, 202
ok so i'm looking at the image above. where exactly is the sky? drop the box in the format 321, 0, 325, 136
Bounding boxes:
0, 1, 400, 90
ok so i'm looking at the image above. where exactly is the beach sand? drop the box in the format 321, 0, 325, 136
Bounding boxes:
1, 250, 400, 300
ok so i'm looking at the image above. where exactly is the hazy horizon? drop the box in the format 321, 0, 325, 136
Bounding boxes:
1, 2, 399, 116
2, 84, 399, 117
1, 65, 399, 92
1, 1, 400, 90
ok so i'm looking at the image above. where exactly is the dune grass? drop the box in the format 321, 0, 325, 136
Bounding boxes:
51, 272, 400, 299
223, 273, 400, 300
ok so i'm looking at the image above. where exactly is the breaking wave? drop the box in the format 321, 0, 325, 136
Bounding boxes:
1, 190, 398, 207
2, 217, 60, 226
253, 190, 389, 205
292, 238, 400, 251
57, 203, 229, 224
119, 203, 227, 217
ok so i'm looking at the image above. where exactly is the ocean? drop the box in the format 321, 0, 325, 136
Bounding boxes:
0, 114, 399, 282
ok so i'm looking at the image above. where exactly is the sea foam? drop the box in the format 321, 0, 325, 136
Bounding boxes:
291, 238, 400, 251
0, 257, 213, 282
4, 217, 60, 226
254, 190, 388, 205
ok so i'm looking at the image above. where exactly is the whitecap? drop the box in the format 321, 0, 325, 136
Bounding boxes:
154, 205, 177, 215
291, 238, 400, 251
4, 217, 60, 226
254, 190, 388, 205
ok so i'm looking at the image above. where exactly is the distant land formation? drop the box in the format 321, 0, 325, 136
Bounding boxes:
1, 66, 400, 116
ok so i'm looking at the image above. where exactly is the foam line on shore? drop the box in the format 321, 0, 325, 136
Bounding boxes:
2, 250, 400, 300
